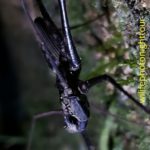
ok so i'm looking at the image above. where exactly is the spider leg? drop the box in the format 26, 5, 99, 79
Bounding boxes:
81, 131, 95, 150
79, 74, 150, 114
69, 15, 102, 30
26, 110, 63, 150
58, 0, 81, 71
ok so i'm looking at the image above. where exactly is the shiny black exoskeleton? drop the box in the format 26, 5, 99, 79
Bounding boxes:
22, 0, 90, 133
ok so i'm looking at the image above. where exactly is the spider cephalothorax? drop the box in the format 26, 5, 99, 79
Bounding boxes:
61, 88, 90, 133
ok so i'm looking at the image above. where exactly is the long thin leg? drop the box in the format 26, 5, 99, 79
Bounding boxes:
58, 0, 81, 71
80, 74, 150, 114
69, 15, 103, 30
26, 110, 63, 150
81, 132, 95, 150
91, 103, 149, 128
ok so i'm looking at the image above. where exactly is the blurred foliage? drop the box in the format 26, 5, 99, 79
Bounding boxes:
0, 0, 150, 150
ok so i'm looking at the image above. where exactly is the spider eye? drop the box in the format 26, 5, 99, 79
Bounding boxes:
65, 115, 88, 133
68, 115, 78, 125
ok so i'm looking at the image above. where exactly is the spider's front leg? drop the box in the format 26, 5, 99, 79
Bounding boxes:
79, 74, 150, 115
26, 110, 63, 150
